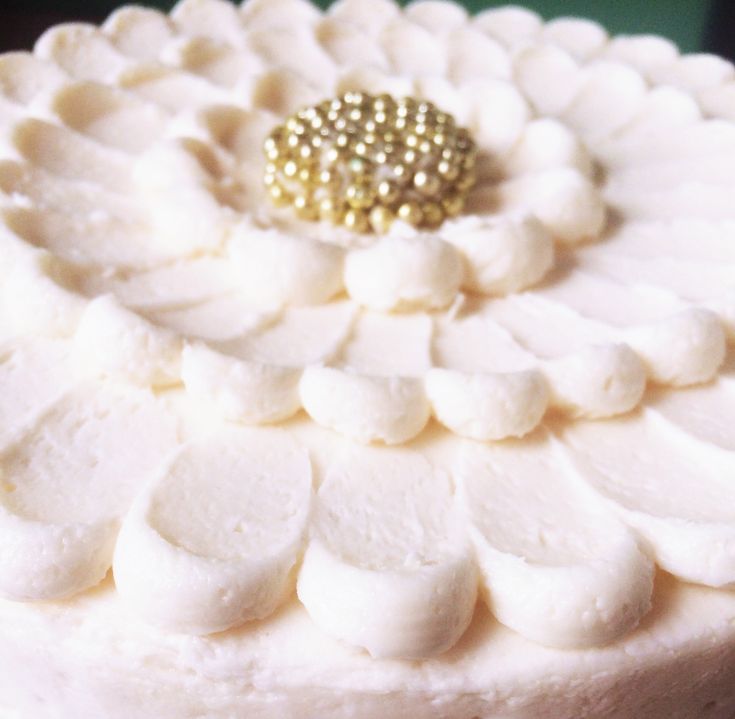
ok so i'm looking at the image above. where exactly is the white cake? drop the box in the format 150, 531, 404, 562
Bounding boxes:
1, 0, 735, 717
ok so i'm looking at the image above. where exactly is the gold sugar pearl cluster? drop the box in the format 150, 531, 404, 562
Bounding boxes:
263, 91, 478, 233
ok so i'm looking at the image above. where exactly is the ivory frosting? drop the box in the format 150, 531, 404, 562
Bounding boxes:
0, 0, 735, 705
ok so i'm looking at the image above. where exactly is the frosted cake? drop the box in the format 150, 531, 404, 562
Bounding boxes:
1, 0, 735, 717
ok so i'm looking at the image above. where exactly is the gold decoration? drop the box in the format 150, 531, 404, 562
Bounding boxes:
263, 92, 477, 233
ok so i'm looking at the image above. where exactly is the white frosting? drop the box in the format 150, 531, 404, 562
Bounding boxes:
114, 427, 311, 634
543, 343, 647, 418
559, 410, 735, 587
299, 366, 430, 444
228, 226, 345, 307
445, 214, 555, 295
181, 342, 302, 423
73, 294, 183, 387
1, 0, 735, 678
425, 367, 548, 440
343, 234, 463, 312
0, 383, 179, 601
298, 447, 476, 659
498, 168, 606, 244
457, 436, 654, 647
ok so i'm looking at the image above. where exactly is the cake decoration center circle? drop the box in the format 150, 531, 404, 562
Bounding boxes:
263, 91, 478, 233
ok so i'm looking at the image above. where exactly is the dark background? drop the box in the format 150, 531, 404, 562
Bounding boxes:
1, 0, 733, 59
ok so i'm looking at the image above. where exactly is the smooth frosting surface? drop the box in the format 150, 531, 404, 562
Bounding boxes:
0, 0, 735, 689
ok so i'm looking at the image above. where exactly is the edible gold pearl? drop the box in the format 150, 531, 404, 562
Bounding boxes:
369, 205, 395, 234
422, 201, 444, 228
268, 183, 290, 207
377, 179, 400, 204
319, 196, 342, 222
413, 171, 441, 197
294, 194, 318, 219
344, 208, 369, 233
318, 169, 335, 185
265, 146, 281, 161
442, 193, 464, 217
346, 182, 375, 209
397, 201, 423, 226
438, 159, 460, 182
392, 164, 409, 183
263, 91, 476, 232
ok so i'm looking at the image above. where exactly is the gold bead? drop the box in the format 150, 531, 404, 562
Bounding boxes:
377, 179, 400, 205
442, 193, 464, 218
343, 90, 364, 105
438, 159, 460, 182
369, 205, 395, 234
294, 193, 318, 220
283, 160, 298, 178
265, 146, 281, 161
397, 201, 423, 226
346, 182, 375, 210
326, 147, 342, 165
263, 91, 476, 233
319, 196, 343, 222
392, 164, 409, 183
403, 149, 417, 166
318, 169, 335, 185
268, 183, 291, 207
374, 150, 388, 165
413, 170, 441, 197
343, 208, 369, 233
421, 201, 444, 229
373, 94, 393, 112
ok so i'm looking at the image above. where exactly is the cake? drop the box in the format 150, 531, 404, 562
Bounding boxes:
1, 0, 735, 716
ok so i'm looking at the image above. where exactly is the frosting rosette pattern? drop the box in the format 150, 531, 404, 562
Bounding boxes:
1, 0, 735, 662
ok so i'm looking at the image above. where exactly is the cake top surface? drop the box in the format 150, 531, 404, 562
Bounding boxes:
1, 0, 735, 660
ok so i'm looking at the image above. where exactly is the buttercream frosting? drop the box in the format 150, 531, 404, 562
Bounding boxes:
0, 2, 735, 714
